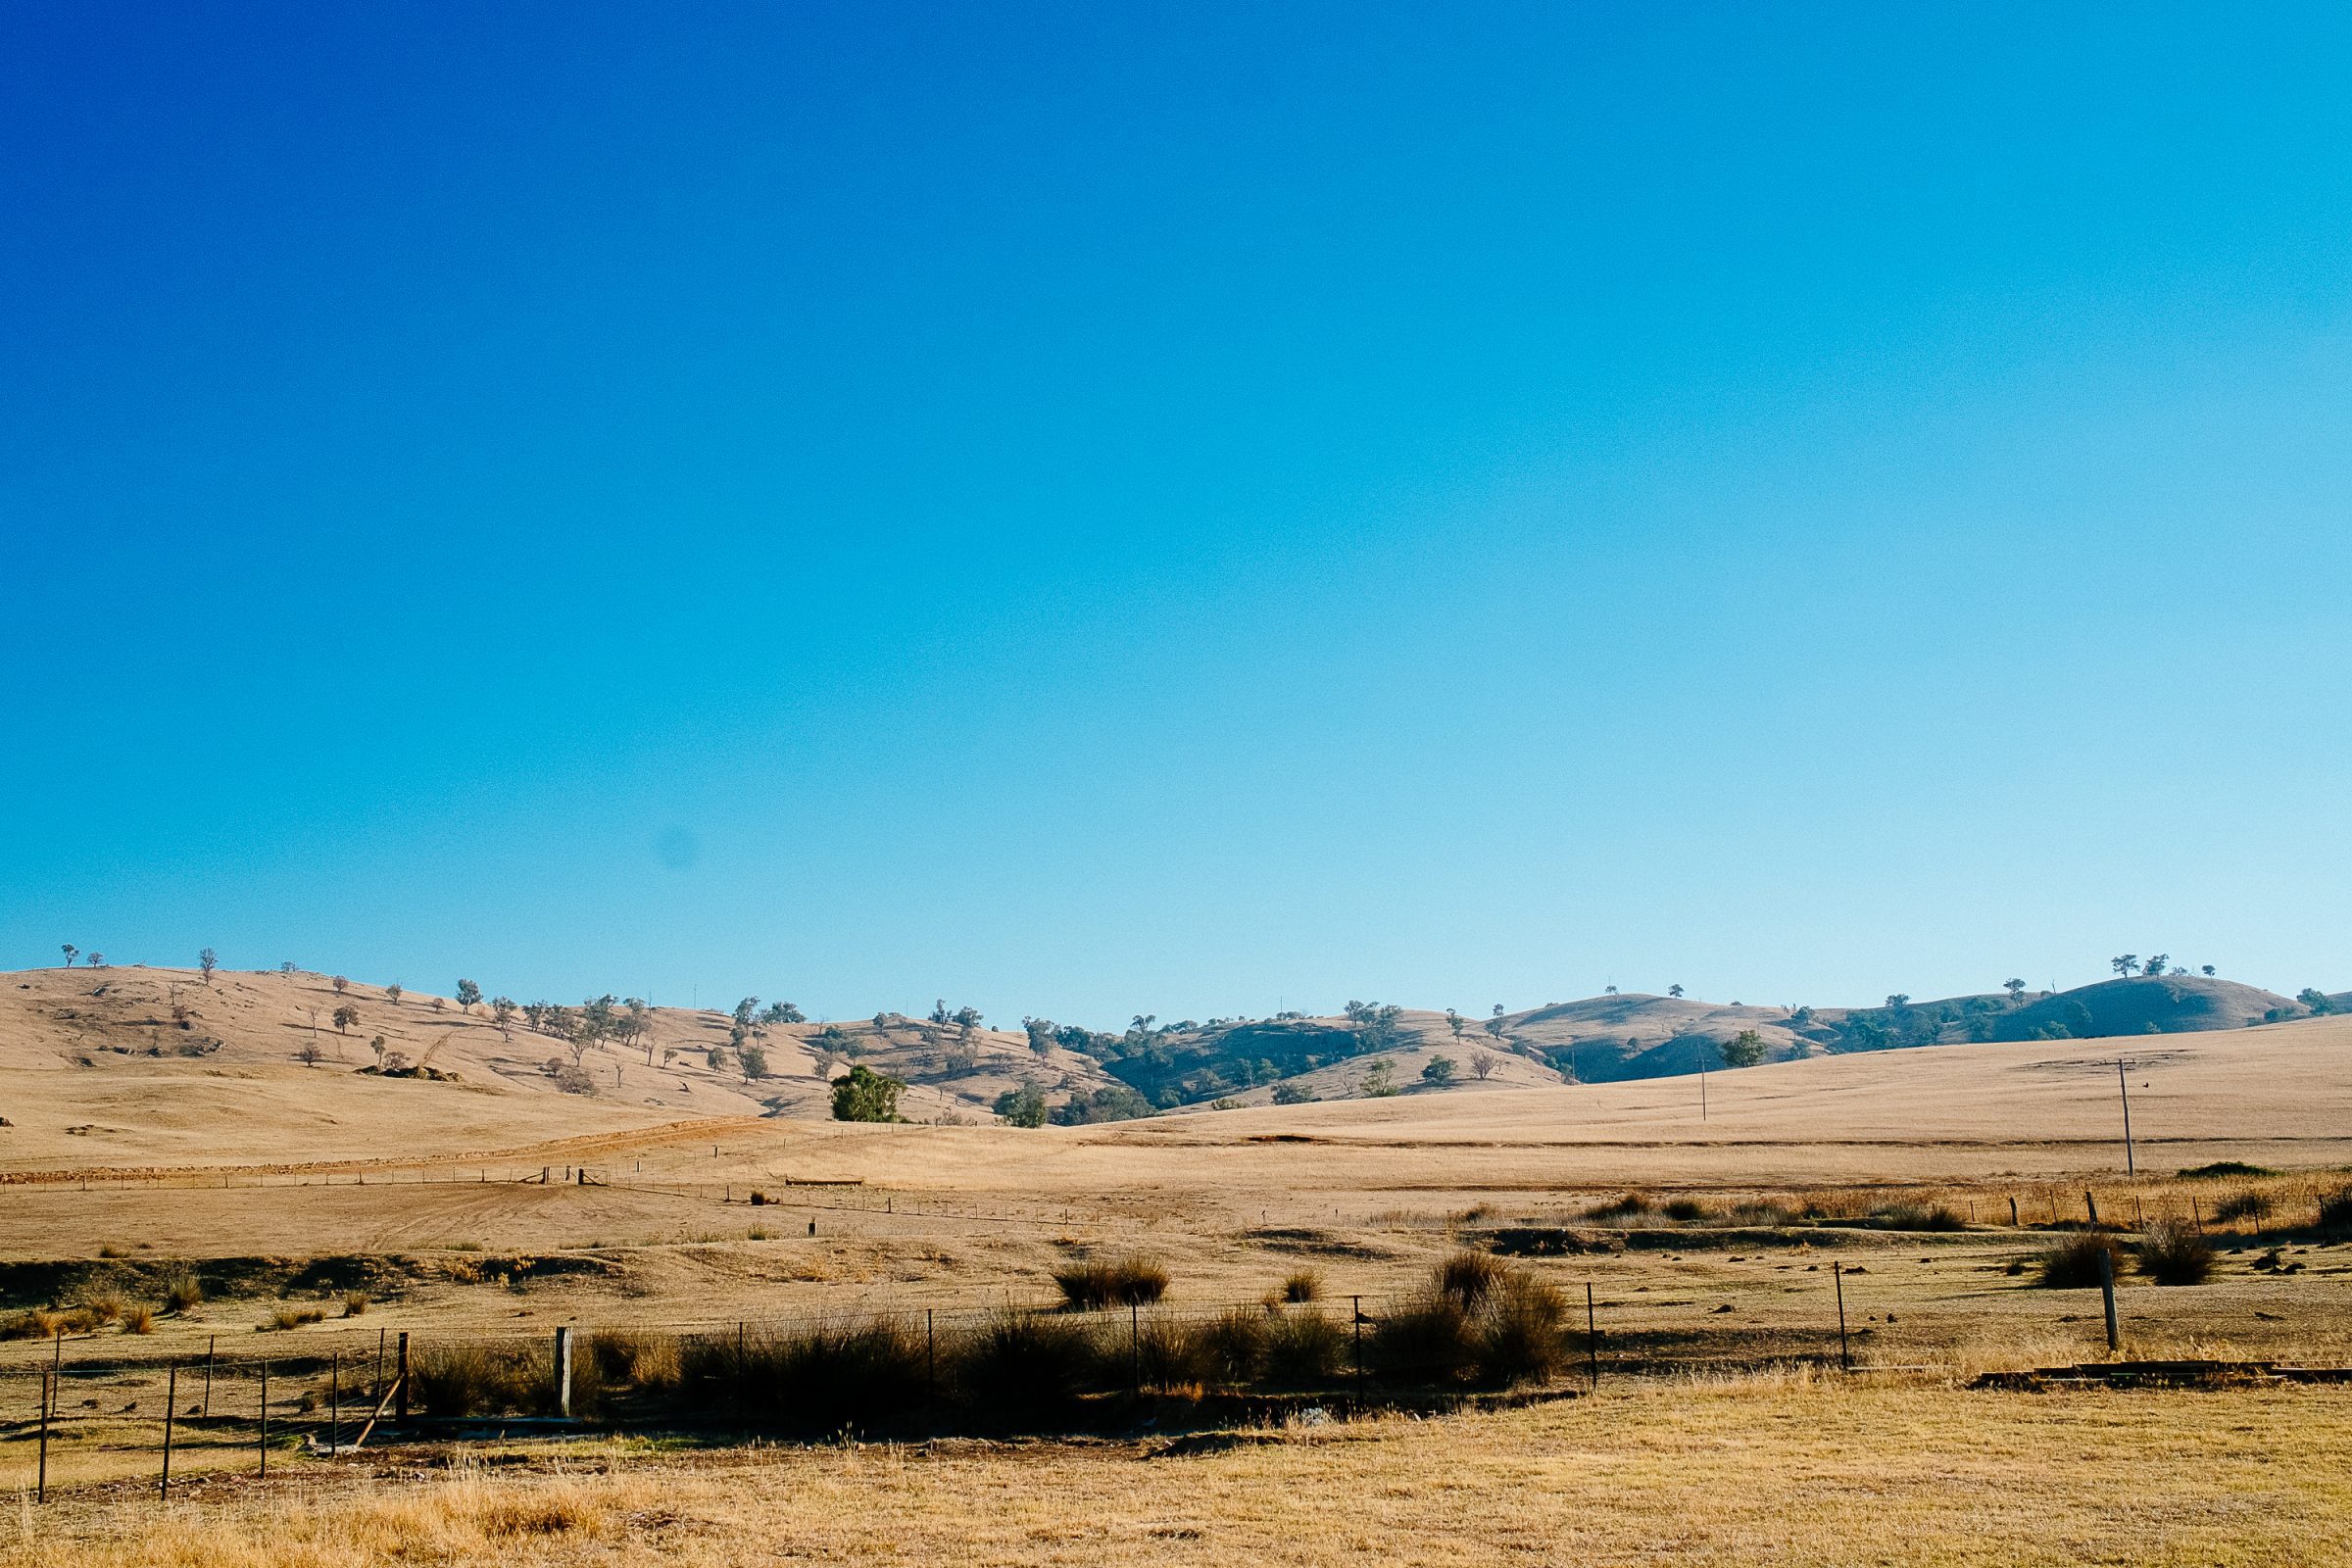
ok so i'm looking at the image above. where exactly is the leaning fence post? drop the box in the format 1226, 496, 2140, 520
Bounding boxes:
397, 1333, 410, 1421
161, 1362, 178, 1502
2009, 1196, 2019, 1228
2190, 1197, 2203, 1236
2084, 1191, 2099, 1229
1833, 1263, 1850, 1371
2097, 1248, 2120, 1353
555, 1327, 574, 1419
203, 1335, 216, 1418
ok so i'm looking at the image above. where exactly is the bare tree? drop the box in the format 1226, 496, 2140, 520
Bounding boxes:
1469, 1049, 1498, 1081
86, 952, 106, 968
198, 948, 218, 984
296, 1040, 323, 1067
332, 975, 349, 994
491, 997, 516, 1038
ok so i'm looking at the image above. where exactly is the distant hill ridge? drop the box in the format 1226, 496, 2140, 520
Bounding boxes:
0, 964, 2335, 1133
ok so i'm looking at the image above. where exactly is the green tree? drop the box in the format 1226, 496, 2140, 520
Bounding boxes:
491, 996, 517, 1037
2111, 956, 2139, 979
1271, 1081, 1314, 1104
455, 979, 482, 1011
994, 1081, 1049, 1127
198, 948, 218, 984
739, 1043, 770, 1080
1446, 1008, 1465, 1042
1420, 1055, 1457, 1087
760, 1001, 805, 1025
1360, 1059, 1397, 1098
331, 1004, 359, 1034
2145, 953, 2171, 977
2003, 978, 2026, 1005
2298, 989, 2338, 1015
60, 944, 77, 968
1668, 984, 1684, 999
831, 1064, 906, 1122
385, 981, 403, 1005
1722, 1029, 1768, 1068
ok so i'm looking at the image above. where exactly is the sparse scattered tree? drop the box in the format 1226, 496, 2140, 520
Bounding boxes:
491, 996, 516, 1037
2003, 978, 2027, 1005
1722, 1029, 1768, 1068
994, 1081, 1049, 1127
280, 961, 296, 977
1421, 1055, 1457, 1087
1484, 1014, 1503, 1043
760, 1001, 805, 1025
2144, 954, 2170, 979
1885, 994, 1910, 1010
331, 975, 349, 994
198, 949, 218, 984
295, 1040, 323, 1067
2201, 965, 2216, 978
2298, 989, 2338, 1015
1360, 1059, 1397, 1098
385, 981, 403, 1004
455, 979, 482, 1012
1469, 1049, 1498, 1081
1023, 1016, 1056, 1055
331, 1004, 359, 1034
1668, 984, 1684, 999
734, 997, 760, 1028
85, 953, 105, 968
831, 1063, 906, 1122
2112, 956, 2139, 979
369, 1035, 387, 1066
1446, 1008, 1465, 1042
739, 1043, 770, 1080
60, 944, 77, 968
384, 1051, 410, 1073
1604, 985, 1618, 996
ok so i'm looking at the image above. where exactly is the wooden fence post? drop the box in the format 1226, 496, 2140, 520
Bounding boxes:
2097, 1248, 2120, 1353
1586, 1283, 1599, 1391
330, 1351, 341, 1452
1834, 1263, 1850, 1371
925, 1310, 935, 1407
36, 1367, 51, 1503
1351, 1296, 1365, 1404
555, 1327, 573, 1419
202, 1334, 216, 1418
1128, 1302, 1140, 1399
397, 1333, 410, 1421
259, 1362, 270, 1480
2084, 1191, 2099, 1229
2009, 1196, 2019, 1227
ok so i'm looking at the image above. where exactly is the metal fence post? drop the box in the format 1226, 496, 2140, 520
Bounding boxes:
161, 1363, 177, 1502
1833, 1263, 1850, 1371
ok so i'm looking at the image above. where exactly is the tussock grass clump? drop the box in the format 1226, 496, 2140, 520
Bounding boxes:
1276, 1268, 1323, 1303
1052, 1255, 1169, 1310
2213, 1192, 2275, 1226
689, 1318, 933, 1431
82, 1292, 124, 1327
2034, 1234, 2127, 1290
1374, 1253, 1567, 1388
1662, 1198, 1710, 1223
2135, 1222, 2214, 1286
956, 1312, 1105, 1420
264, 1304, 327, 1332
1585, 1192, 1653, 1221
342, 1291, 370, 1317
1199, 1307, 1269, 1383
587, 1329, 679, 1393
0, 1307, 67, 1342
121, 1303, 158, 1334
164, 1275, 204, 1314
1262, 1308, 1349, 1385
1434, 1249, 1508, 1307
1876, 1203, 1966, 1233
415, 1342, 558, 1417
1135, 1316, 1215, 1393
2319, 1188, 2352, 1236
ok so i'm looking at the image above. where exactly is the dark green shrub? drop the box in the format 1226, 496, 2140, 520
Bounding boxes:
2178, 1161, 2276, 1180
2034, 1234, 2127, 1290
2135, 1222, 2214, 1286
1662, 1199, 1708, 1223
1369, 1291, 1472, 1381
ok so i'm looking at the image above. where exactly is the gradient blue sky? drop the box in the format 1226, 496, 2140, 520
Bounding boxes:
6, 4, 2349, 1025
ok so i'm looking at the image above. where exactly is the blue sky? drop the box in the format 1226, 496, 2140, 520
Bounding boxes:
5, 4, 2349, 1025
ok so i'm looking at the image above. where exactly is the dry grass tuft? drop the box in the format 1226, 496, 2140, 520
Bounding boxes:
1052, 1254, 1169, 1310
2135, 1221, 2214, 1286
2034, 1234, 2127, 1290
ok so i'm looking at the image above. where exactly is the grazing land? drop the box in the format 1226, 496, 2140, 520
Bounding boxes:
3, 968, 2349, 1561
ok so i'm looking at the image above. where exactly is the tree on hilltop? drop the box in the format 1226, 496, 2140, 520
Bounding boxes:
199, 949, 218, 984
385, 981, 403, 1004
455, 979, 482, 1012
2111, 956, 2139, 978
2003, 978, 2026, 1005
1668, 984, 1684, 999
60, 944, 77, 968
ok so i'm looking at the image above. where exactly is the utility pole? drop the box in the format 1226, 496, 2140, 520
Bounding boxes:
2117, 1059, 2135, 1177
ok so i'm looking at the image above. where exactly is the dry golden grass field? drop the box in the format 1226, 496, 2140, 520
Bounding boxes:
4, 966, 2349, 1560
